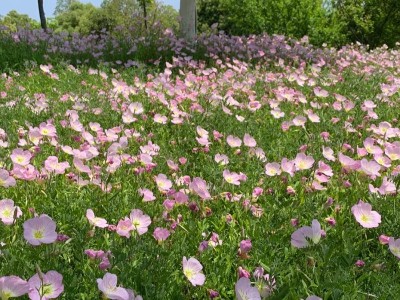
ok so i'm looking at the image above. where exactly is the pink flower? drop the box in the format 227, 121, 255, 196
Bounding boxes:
223, 170, 241, 185
13, 164, 38, 181
0, 169, 16, 187
86, 209, 108, 228
28, 270, 64, 300
116, 218, 134, 238
253, 267, 276, 298
265, 162, 281, 176
73, 158, 91, 174
97, 273, 130, 300
38, 122, 57, 137
389, 237, 400, 258
379, 235, 390, 245
155, 174, 172, 192
44, 156, 70, 174
281, 158, 295, 176
10, 148, 32, 166
294, 153, 314, 171
322, 146, 335, 161
235, 277, 261, 300
239, 239, 252, 256
291, 220, 322, 248
351, 200, 381, 228
153, 227, 170, 242
338, 153, 360, 171
138, 188, 156, 202
189, 177, 211, 200
215, 154, 229, 165
0, 199, 22, 225
129, 209, 151, 235
23, 215, 57, 246
227, 135, 242, 148
360, 159, 381, 177
243, 134, 256, 147
0, 276, 30, 299
182, 257, 206, 286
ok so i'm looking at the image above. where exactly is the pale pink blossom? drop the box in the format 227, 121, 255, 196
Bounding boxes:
351, 200, 381, 228
0, 199, 22, 225
86, 209, 108, 228
189, 177, 211, 200
182, 257, 206, 286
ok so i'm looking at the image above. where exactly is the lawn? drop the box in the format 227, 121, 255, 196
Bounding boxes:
0, 28, 400, 299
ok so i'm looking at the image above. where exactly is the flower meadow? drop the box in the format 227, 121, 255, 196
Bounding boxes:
1, 27, 400, 299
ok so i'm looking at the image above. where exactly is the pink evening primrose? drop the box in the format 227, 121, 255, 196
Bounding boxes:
0, 199, 22, 225
129, 209, 151, 235
388, 237, 400, 259
291, 219, 323, 248
28, 270, 64, 300
10, 148, 32, 166
23, 214, 57, 246
0, 276, 30, 299
235, 277, 261, 300
138, 188, 156, 202
182, 257, 206, 286
153, 227, 170, 242
86, 209, 108, 228
294, 153, 314, 171
155, 174, 172, 192
44, 156, 70, 175
351, 200, 381, 228
97, 273, 130, 300
223, 170, 242, 185
189, 177, 211, 200
0, 169, 16, 188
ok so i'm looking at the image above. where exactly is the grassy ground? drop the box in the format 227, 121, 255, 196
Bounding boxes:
1, 30, 400, 299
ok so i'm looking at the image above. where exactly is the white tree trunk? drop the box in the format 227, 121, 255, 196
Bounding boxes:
180, 0, 196, 42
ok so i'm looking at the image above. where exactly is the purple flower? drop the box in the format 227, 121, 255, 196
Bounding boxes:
235, 277, 261, 300
291, 219, 322, 248
0, 275, 30, 299
182, 257, 206, 286
23, 215, 57, 246
28, 270, 64, 300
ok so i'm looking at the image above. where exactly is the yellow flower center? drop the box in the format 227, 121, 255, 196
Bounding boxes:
40, 284, 54, 296
360, 214, 370, 222
34, 230, 44, 239
184, 269, 194, 279
1, 208, 12, 218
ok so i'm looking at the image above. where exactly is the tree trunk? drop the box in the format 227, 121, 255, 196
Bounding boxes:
142, 0, 148, 30
38, 0, 47, 31
180, 0, 196, 42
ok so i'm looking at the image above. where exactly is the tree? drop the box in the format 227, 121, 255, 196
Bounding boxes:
0, 10, 40, 31
38, 0, 47, 30
54, 0, 77, 15
55, 2, 101, 34
180, 0, 196, 42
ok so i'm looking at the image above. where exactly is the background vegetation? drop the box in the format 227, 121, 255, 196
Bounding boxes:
1, 0, 399, 48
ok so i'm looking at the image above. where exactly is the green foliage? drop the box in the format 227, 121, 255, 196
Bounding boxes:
197, 0, 400, 48
52, 0, 178, 35
0, 10, 40, 31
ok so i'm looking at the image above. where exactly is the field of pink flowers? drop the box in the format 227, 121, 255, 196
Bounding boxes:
1, 28, 400, 299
